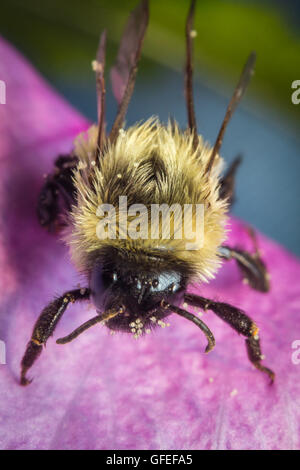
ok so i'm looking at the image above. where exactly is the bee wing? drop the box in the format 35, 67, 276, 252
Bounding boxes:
110, 0, 149, 142
110, 0, 149, 105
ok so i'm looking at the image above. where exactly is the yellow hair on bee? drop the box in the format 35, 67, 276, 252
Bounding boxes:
65, 117, 228, 283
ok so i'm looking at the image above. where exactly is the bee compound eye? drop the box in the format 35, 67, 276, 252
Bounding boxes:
150, 271, 182, 295
90, 263, 118, 311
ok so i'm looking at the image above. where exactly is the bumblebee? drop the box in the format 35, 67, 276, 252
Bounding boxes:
20, 0, 274, 385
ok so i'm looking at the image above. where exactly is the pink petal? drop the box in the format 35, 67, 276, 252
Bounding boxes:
0, 37, 300, 450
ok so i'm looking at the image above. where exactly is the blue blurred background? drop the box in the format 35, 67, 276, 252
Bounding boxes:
1, 0, 299, 255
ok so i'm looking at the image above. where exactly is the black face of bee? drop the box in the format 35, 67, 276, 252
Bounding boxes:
90, 258, 187, 332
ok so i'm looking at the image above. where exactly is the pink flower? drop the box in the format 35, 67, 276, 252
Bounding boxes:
0, 36, 300, 450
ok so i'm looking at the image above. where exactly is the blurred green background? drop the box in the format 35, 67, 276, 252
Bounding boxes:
1, 0, 300, 254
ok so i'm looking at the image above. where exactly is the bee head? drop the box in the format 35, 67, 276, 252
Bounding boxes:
89, 249, 188, 333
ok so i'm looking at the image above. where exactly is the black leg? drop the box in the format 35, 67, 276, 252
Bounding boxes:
205, 52, 256, 175
56, 315, 104, 345
37, 154, 78, 232
184, 293, 275, 382
219, 155, 242, 206
185, 0, 198, 150
56, 307, 124, 345
166, 302, 215, 353
20, 288, 90, 386
219, 226, 270, 292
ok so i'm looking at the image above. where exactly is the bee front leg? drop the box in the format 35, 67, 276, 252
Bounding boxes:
20, 288, 90, 386
184, 293, 275, 382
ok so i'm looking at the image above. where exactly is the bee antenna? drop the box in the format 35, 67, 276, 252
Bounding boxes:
205, 51, 256, 175
94, 30, 107, 161
185, 0, 199, 150
166, 302, 215, 353
56, 307, 123, 345
109, 0, 149, 144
